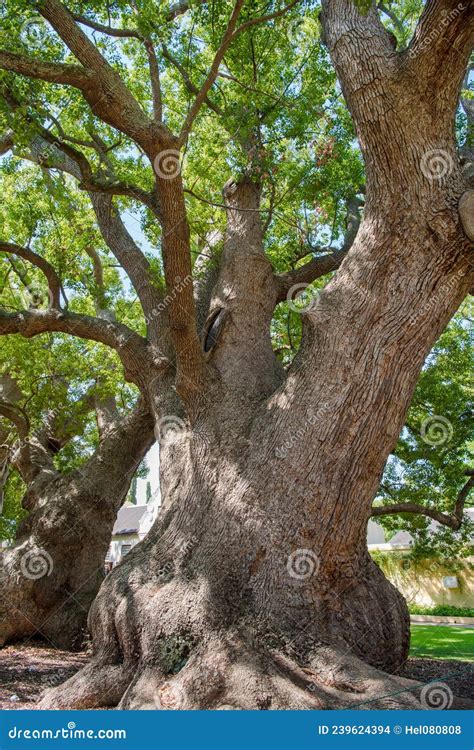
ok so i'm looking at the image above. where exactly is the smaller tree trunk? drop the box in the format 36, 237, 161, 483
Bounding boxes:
0, 403, 154, 650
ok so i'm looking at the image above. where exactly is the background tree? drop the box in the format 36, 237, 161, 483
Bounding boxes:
0, 0, 471, 710
373, 301, 473, 560
0, 284, 155, 649
128, 477, 138, 505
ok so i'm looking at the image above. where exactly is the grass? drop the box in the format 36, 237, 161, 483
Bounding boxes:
410, 625, 474, 662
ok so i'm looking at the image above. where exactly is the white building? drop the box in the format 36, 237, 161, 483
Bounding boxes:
105, 492, 160, 572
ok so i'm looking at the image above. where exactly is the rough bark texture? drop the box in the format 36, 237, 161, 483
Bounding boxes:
0, 0, 471, 711
39, 153, 472, 707
0, 403, 154, 650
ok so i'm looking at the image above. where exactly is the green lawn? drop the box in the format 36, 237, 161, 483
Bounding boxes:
410, 625, 474, 661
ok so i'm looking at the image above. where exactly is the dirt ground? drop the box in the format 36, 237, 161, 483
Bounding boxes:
0, 642, 88, 709
400, 657, 474, 702
0, 642, 472, 709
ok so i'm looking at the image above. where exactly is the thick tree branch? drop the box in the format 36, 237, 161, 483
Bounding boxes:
275, 248, 348, 303
0, 402, 29, 441
0, 130, 14, 156
406, 0, 474, 95
178, 0, 246, 145
144, 39, 163, 122
70, 14, 142, 39
89, 193, 164, 343
0, 50, 90, 87
0, 242, 62, 309
0, 401, 37, 483
371, 472, 474, 531
0, 309, 154, 388
78, 396, 155, 495
274, 195, 363, 302
34, 0, 168, 152
92, 394, 121, 439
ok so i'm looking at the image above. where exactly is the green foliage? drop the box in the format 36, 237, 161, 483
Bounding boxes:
409, 604, 474, 618
0, 0, 471, 556
128, 477, 138, 506
0, 470, 26, 541
375, 299, 473, 560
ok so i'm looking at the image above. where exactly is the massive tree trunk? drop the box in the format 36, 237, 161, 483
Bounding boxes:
40, 155, 472, 707
0, 401, 154, 650
0, 0, 470, 711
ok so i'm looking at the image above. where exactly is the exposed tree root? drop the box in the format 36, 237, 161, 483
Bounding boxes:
38, 630, 473, 710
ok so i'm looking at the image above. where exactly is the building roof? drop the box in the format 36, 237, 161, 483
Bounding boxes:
112, 504, 149, 535
369, 507, 474, 550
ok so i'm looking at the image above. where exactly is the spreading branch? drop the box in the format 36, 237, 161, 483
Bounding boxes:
371, 472, 474, 531
0, 242, 62, 309
406, 0, 474, 97
162, 45, 224, 116
0, 0, 168, 153
0, 50, 90, 87
274, 195, 363, 302
144, 39, 163, 123
177, 0, 301, 144
275, 249, 348, 303
89, 193, 164, 343
178, 0, 246, 145
0, 88, 160, 214
0, 309, 154, 388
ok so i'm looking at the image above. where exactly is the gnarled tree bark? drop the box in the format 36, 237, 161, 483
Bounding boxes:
0, 0, 472, 710
0, 397, 154, 650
